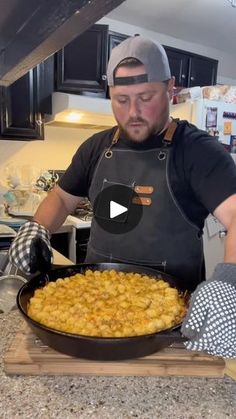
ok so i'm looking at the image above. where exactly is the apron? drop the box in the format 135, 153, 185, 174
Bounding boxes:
86, 121, 204, 290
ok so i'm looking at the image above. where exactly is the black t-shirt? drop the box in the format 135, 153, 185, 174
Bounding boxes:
59, 120, 236, 229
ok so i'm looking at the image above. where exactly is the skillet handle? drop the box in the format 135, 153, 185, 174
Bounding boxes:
168, 326, 190, 342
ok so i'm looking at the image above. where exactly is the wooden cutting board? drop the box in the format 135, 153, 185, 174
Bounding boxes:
4, 324, 228, 377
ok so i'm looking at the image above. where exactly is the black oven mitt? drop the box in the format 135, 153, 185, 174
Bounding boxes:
8, 221, 53, 274
181, 263, 236, 358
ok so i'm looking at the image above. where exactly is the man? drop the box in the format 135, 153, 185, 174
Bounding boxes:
9, 35, 236, 358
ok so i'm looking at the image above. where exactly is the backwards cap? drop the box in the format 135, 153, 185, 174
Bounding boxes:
107, 35, 171, 86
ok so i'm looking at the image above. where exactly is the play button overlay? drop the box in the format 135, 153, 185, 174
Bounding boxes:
93, 184, 143, 234
110, 201, 127, 219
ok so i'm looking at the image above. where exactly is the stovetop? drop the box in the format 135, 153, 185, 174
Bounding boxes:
44, 171, 93, 228
67, 215, 92, 229
73, 208, 93, 221
70, 197, 93, 226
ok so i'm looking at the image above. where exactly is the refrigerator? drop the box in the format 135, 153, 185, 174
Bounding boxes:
170, 98, 236, 151
170, 98, 236, 277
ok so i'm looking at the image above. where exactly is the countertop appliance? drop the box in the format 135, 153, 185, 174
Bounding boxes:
45, 173, 92, 263
68, 200, 92, 263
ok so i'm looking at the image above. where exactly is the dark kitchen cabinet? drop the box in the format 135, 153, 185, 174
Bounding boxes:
188, 55, 218, 87
106, 31, 129, 98
0, 66, 43, 140
0, 56, 54, 140
55, 25, 129, 98
55, 25, 218, 98
164, 48, 189, 88
164, 46, 218, 88
108, 31, 128, 55
56, 24, 109, 97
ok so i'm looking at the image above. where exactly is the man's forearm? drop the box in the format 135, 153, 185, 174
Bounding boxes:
213, 194, 236, 264
33, 188, 69, 233
224, 213, 236, 263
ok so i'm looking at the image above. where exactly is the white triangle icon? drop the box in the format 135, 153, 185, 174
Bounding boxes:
110, 200, 128, 219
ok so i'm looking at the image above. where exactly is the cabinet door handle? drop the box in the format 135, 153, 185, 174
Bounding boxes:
102, 75, 107, 80
181, 74, 186, 79
219, 230, 227, 238
190, 76, 195, 81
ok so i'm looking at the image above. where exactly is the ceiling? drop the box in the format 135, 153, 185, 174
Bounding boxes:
107, 0, 236, 54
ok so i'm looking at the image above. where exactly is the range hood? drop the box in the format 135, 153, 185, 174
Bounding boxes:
45, 92, 116, 129
0, 0, 125, 86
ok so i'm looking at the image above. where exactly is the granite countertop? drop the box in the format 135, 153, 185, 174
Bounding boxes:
1, 310, 236, 419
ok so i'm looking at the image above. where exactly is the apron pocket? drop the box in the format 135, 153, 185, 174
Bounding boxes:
94, 179, 135, 223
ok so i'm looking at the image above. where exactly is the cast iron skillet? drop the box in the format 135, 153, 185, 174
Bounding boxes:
17, 263, 190, 361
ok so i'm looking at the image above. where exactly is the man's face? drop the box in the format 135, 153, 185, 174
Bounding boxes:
109, 65, 174, 143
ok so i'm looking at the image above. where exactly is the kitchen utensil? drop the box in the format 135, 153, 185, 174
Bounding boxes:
17, 263, 190, 360
6, 190, 42, 216
35, 171, 59, 191
0, 258, 27, 313
0, 274, 27, 313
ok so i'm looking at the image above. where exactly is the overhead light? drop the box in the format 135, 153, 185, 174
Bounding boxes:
45, 92, 116, 129
64, 112, 83, 123
228, 0, 236, 7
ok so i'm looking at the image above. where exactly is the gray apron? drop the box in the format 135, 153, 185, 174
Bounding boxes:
86, 121, 204, 290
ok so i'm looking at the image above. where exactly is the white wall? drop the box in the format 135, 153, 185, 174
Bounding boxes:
0, 126, 99, 180
99, 17, 236, 85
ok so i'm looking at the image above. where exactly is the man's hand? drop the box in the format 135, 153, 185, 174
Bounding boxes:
9, 221, 53, 274
181, 263, 236, 358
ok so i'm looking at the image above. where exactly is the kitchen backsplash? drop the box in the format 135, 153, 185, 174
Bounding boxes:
0, 125, 100, 180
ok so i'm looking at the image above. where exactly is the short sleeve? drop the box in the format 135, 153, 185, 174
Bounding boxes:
183, 126, 236, 214
58, 128, 115, 196
58, 142, 91, 196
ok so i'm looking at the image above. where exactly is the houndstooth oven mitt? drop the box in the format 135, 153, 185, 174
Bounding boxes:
8, 221, 53, 275
181, 263, 236, 358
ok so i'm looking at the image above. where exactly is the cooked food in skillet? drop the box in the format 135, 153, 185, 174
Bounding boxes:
27, 269, 187, 337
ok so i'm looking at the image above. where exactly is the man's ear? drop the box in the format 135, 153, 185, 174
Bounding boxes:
167, 76, 175, 101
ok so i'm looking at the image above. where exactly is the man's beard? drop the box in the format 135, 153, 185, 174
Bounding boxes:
118, 118, 164, 143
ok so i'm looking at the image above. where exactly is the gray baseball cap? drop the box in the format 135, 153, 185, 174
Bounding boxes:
107, 35, 171, 87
